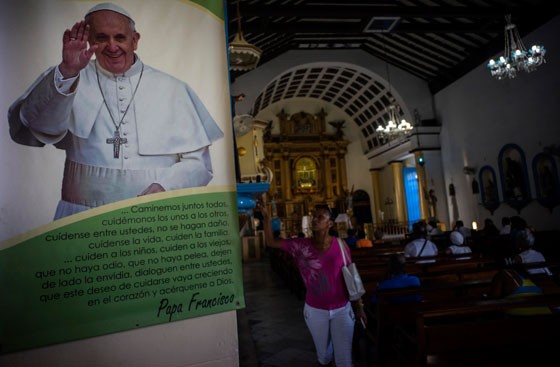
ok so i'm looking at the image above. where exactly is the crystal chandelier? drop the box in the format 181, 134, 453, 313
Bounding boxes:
376, 100, 413, 139
375, 36, 413, 142
229, 0, 262, 71
487, 14, 546, 80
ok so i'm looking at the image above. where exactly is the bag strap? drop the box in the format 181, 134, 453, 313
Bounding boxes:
337, 237, 348, 266
418, 238, 428, 257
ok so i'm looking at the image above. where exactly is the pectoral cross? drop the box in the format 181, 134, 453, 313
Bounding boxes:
106, 130, 127, 159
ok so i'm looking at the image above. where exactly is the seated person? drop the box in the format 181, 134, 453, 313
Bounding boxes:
356, 230, 373, 248
513, 229, 551, 276
453, 220, 471, 240
500, 216, 511, 235
370, 254, 422, 305
403, 222, 438, 258
345, 228, 358, 248
426, 220, 442, 236
480, 218, 500, 237
445, 231, 472, 256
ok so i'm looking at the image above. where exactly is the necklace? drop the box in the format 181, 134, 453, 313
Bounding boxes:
95, 62, 144, 158
314, 236, 331, 250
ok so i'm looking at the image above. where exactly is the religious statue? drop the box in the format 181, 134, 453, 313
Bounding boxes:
428, 189, 438, 220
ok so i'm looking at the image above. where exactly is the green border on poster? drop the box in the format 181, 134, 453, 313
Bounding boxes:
0, 189, 244, 354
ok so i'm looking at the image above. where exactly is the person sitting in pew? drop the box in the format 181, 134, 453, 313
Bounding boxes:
370, 253, 422, 305
426, 220, 442, 236
510, 229, 552, 276
403, 221, 438, 259
345, 228, 358, 248
480, 218, 500, 237
445, 231, 472, 256
499, 216, 511, 235
453, 220, 471, 241
356, 229, 373, 248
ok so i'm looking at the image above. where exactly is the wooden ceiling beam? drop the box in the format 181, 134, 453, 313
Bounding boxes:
234, 21, 503, 34
227, 4, 540, 19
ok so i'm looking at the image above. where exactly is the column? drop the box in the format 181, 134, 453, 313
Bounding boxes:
370, 169, 382, 224
390, 161, 407, 223
282, 151, 292, 201
414, 151, 430, 221
323, 151, 333, 199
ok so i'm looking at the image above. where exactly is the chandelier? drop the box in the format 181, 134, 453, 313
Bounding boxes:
376, 100, 413, 139
229, 0, 262, 71
375, 35, 413, 142
487, 14, 546, 80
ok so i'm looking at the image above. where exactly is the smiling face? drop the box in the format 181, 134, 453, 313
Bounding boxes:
86, 10, 140, 74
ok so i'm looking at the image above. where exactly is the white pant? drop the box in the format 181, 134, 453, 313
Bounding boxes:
303, 302, 355, 366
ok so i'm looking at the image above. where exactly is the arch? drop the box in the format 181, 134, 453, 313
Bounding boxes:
498, 143, 531, 213
251, 62, 412, 151
351, 189, 373, 225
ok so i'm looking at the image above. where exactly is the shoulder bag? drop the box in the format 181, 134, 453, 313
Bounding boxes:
418, 238, 428, 257
337, 238, 366, 301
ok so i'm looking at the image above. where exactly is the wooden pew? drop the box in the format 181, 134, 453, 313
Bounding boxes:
365, 277, 496, 366
395, 294, 560, 367
363, 260, 560, 366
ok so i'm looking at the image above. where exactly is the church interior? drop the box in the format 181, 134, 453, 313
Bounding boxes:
1, 1, 560, 367
230, 0, 560, 365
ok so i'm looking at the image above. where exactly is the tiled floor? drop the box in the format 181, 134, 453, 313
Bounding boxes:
237, 253, 373, 367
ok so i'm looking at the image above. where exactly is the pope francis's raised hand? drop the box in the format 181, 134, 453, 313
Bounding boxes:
59, 21, 97, 78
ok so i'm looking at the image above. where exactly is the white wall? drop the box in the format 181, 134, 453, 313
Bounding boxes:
435, 15, 560, 231
231, 50, 435, 222
0, 311, 239, 367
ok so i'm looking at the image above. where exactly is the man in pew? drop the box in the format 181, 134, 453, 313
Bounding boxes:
403, 221, 438, 259
509, 229, 552, 276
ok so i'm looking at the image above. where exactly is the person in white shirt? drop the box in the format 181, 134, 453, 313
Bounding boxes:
445, 231, 472, 256
514, 229, 551, 276
404, 222, 438, 258
453, 220, 471, 240
500, 217, 512, 235
8, 3, 223, 220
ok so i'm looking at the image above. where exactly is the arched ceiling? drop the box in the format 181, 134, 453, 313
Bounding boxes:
251, 63, 405, 151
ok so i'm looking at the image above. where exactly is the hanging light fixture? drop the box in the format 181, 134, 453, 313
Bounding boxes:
487, 14, 546, 80
229, 0, 262, 72
375, 36, 412, 142
376, 102, 412, 138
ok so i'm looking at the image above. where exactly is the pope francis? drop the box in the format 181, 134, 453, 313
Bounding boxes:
7, 3, 224, 220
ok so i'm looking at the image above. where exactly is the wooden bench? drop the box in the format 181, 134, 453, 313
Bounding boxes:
363, 261, 560, 366
395, 294, 560, 367
365, 278, 495, 366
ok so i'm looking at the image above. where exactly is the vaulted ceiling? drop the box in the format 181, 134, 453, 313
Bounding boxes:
227, 0, 559, 151
228, 0, 558, 92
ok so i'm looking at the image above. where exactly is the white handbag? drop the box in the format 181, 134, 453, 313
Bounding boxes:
337, 238, 365, 301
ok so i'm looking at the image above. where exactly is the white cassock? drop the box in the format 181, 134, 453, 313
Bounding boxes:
8, 56, 224, 219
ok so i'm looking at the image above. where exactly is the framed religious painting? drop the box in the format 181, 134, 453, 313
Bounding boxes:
532, 153, 560, 211
479, 165, 500, 214
498, 144, 531, 213
294, 156, 320, 194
